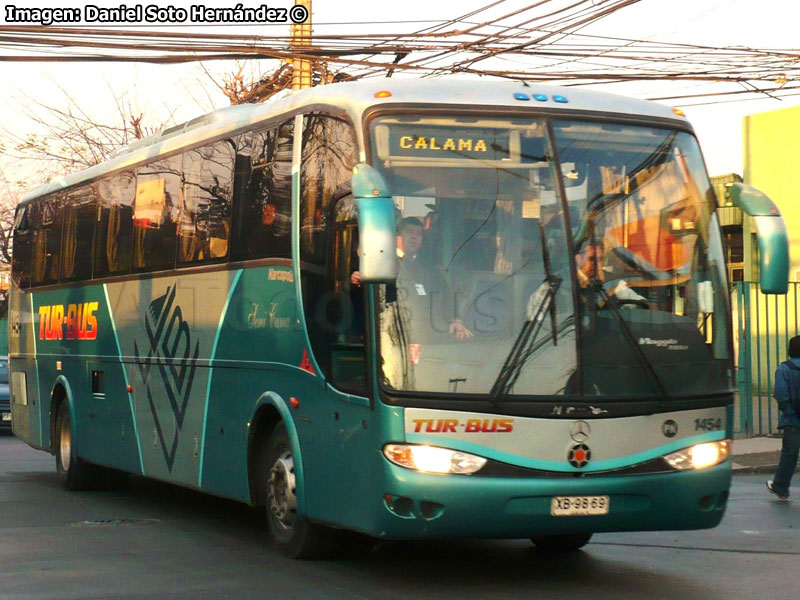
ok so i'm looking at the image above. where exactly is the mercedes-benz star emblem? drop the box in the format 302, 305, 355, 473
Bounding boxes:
569, 420, 591, 443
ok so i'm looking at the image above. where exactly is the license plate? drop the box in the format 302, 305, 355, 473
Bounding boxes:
1, 413, 10, 422
551, 495, 609, 516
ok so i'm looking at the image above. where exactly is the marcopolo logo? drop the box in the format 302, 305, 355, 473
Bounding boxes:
268, 268, 294, 283
639, 337, 688, 351
638, 337, 678, 348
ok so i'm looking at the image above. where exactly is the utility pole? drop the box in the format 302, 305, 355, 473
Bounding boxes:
291, 0, 312, 90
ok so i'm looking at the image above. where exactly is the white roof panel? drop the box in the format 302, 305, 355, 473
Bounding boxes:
21, 79, 688, 203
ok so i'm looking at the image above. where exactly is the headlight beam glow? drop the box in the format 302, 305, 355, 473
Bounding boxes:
665, 440, 731, 471
383, 444, 487, 475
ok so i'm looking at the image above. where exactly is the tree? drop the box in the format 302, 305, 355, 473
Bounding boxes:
0, 81, 184, 278
3, 82, 178, 178
0, 169, 18, 265
0, 59, 322, 273
202, 60, 342, 105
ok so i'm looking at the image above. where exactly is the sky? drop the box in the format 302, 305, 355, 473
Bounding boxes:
1, 0, 799, 185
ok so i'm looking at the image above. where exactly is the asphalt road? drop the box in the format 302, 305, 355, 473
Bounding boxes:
1, 433, 797, 600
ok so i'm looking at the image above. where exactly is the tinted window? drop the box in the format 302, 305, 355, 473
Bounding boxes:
60, 187, 97, 282
232, 120, 293, 260
31, 196, 63, 287
299, 115, 356, 264
298, 114, 359, 385
94, 173, 136, 277
12, 205, 32, 288
179, 140, 235, 264
133, 156, 181, 272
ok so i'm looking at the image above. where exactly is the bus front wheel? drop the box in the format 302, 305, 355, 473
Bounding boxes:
530, 533, 593, 552
265, 422, 331, 558
55, 405, 98, 490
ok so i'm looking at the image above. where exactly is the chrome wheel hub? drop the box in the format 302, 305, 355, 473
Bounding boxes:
59, 415, 71, 472
267, 450, 297, 532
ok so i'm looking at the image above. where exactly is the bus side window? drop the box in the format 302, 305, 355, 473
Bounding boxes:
11, 205, 32, 289
60, 187, 97, 282
94, 172, 135, 277
231, 120, 293, 261
298, 113, 362, 391
133, 156, 182, 273
31, 196, 63, 287
179, 140, 235, 264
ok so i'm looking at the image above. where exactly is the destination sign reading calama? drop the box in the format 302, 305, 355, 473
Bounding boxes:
388, 127, 510, 159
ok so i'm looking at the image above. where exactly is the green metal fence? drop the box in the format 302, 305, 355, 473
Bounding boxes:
732, 281, 800, 437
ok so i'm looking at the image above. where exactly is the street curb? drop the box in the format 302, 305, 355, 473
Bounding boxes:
732, 466, 778, 475
732, 465, 800, 474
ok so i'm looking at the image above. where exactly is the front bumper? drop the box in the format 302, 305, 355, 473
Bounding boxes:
368, 460, 731, 539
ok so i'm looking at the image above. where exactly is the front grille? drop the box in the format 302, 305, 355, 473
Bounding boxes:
474, 456, 675, 478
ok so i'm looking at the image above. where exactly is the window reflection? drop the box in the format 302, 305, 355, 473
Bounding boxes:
370, 116, 576, 396
180, 141, 235, 263
552, 122, 731, 396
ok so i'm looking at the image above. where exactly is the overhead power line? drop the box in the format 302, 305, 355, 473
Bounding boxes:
0, 0, 796, 104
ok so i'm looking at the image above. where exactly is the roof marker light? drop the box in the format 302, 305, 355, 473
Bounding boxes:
533, 93, 548, 102
553, 95, 569, 103
374, 90, 392, 98
672, 107, 686, 117
514, 92, 530, 101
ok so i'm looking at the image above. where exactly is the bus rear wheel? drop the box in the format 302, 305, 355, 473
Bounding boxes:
55, 405, 99, 490
530, 533, 593, 552
265, 423, 331, 559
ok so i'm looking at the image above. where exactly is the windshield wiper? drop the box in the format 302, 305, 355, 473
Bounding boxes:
489, 275, 561, 403
489, 213, 564, 403
594, 286, 669, 399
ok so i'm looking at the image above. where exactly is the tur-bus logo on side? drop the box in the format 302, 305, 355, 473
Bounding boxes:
38, 302, 99, 340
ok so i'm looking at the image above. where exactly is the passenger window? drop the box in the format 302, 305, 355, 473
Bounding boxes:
60, 187, 97, 282
231, 120, 293, 260
133, 156, 182, 272
94, 172, 135, 277
179, 140, 235, 264
31, 196, 63, 287
11, 205, 32, 289
299, 115, 356, 264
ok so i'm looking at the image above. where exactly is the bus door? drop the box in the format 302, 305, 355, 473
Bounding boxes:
295, 113, 375, 527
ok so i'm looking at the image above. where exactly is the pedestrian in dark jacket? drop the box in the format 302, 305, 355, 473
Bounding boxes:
767, 335, 800, 501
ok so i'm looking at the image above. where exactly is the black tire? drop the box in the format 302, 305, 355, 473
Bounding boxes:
264, 422, 333, 558
530, 533, 593, 552
54, 405, 100, 490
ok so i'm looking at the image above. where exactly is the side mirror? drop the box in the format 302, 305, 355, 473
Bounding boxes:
352, 164, 398, 283
728, 183, 789, 294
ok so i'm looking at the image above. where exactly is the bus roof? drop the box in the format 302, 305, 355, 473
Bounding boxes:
20, 78, 688, 205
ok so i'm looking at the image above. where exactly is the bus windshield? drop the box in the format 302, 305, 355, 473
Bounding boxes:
369, 115, 731, 399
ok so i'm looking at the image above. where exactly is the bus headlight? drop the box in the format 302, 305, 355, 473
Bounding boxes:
383, 444, 487, 474
664, 440, 731, 470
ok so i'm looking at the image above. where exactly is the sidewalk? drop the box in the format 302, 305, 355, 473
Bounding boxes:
732, 436, 787, 474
